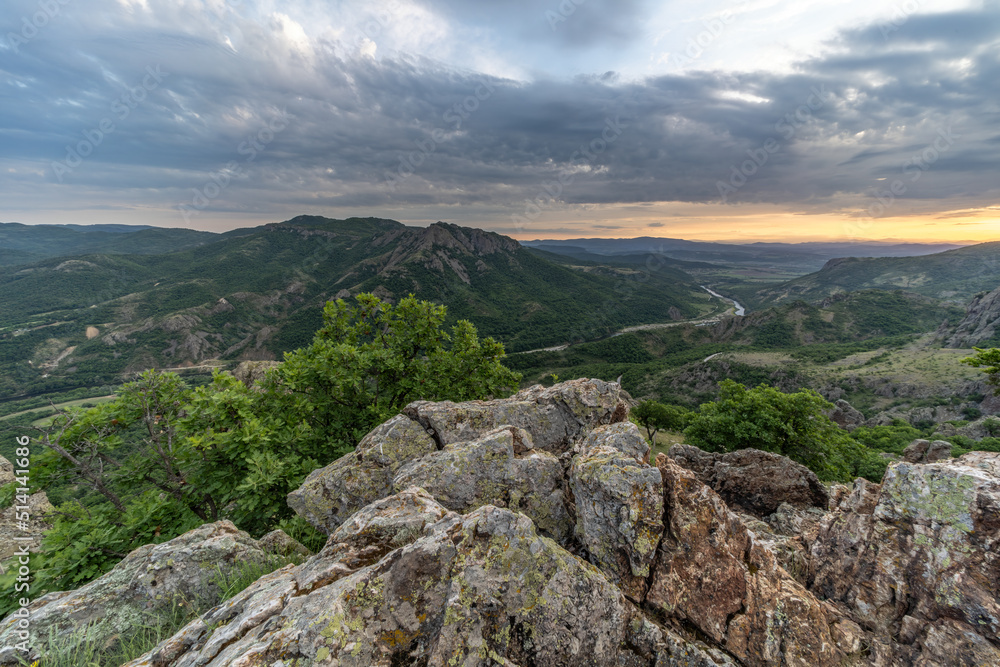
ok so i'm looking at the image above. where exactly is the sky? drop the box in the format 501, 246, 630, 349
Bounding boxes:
1, 0, 999, 242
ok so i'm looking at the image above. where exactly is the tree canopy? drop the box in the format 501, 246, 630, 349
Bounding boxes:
683, 380, 885, 482
26, 293, 520, 596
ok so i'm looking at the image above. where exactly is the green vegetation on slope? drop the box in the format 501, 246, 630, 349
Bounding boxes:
24, 294, 519, 599
749, 241, 1000, 308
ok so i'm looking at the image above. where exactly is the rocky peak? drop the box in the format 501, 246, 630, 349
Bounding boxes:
5, 380, 1000, 666
946, 284, 1000, 347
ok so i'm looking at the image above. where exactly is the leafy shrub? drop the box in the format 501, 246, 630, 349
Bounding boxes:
684, 380, 882, 482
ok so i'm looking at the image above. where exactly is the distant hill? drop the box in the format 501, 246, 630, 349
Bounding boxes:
0, 216, 714, 398
0, 222, 216, 266
748, 241, 1000, 307
523, 237, 965, 273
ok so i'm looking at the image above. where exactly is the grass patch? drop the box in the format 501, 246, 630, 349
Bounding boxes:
16, 552, 304, 667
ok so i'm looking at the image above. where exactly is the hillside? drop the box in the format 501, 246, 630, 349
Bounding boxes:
0, 222, 216, 266
523, 237, 964, 273
0, 216, 714, 398
748, 241, 1000, 307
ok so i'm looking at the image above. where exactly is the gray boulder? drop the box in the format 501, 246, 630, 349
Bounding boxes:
0, 521, 268, 665
901, 438, 953, 463
404, 377, 626, 453
124, 494, 727, 667
287, 414, 437, 533
667, 444, 828, 517
393, 426, 573, 541
571, 442, 664, 599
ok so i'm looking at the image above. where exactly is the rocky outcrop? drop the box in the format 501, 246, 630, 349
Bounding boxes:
810, 452, 1000, 665
290, 379, 627, 534
393, 425, 573, 541
0, 521, 269, 664
571, 423, 663, 599
667, 444, 828, 517
0, 456, 52, 579
946, 285, 1000, 348
647, 456, 864, 666
287, 414, 438, 533
404, 377, 626, 453
123, 488, 731, 667
901, 438, 952, 463
9, 380, 1000, 666
828, 398, 865, 431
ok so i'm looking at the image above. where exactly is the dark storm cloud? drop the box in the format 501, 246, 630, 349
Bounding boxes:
2, 0, 999, 223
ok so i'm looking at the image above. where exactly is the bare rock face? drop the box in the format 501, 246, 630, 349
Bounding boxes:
581, 421, 651, 461
0, 455, 52, 571
667, 444, 828, 517
0, 521, 268, 665
646, 456, 863, 666
287, 414, 437, 532
123, 487, 734, 667
571, 432, 663, 599
404, 378, 626, 453
15, 380, 1000, 666
828, 398, 865, 431
901, 438, 953, 463
290, 380, 627, 535
394, 426, 573, 541
810, 452, 1000, 665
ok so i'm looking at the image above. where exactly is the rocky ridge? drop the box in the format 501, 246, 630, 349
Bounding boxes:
1, 378, 998, 665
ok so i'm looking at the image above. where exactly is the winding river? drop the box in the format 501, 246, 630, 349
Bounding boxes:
701, 286, 745, 316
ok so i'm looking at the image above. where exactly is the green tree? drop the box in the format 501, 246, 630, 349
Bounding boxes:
683, 380, 878, 482
632, 400, 688, 443
963, 347, 1000, 393
263, 293, 521, 456
32, 293, 521, 594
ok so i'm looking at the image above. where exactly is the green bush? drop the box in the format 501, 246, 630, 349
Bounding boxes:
30, 293, 520, 599
684, 380, 882, 482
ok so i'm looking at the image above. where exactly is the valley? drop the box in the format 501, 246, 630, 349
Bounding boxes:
0, 217, 998, 454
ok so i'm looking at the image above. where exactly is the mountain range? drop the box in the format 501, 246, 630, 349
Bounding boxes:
0, 217, 714, 398
1, 217, 996, 401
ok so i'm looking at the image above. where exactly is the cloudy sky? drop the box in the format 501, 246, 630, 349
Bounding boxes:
2, 0, 999, 241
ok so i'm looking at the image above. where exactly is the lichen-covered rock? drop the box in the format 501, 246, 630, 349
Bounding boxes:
287, 414, 437, 532
125, 490, 734, 667
571, 443, 663, 599
810, 452, 1000, 660
646, 456, 860, 666
394, 426, 573, 541
0, 487, 52, 574
129, 504, 626, 666
404, 377, 625, 453
667, 444, 828, 517
0, 521, 267, 665
901, 438, 953, 463
257, 528, 311, 559
581, 421, 650, 462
